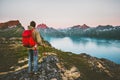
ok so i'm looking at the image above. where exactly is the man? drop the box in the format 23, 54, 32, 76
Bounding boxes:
28, 21, 43, 74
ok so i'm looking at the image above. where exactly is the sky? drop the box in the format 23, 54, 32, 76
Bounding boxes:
0, 0, 120, 28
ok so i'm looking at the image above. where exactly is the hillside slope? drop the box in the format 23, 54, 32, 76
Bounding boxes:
0, 43, 120, 80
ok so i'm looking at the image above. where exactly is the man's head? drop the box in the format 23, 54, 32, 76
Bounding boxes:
30, 21, 36, 27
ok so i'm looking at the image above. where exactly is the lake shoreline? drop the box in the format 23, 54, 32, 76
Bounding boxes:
44, 37, 120, 64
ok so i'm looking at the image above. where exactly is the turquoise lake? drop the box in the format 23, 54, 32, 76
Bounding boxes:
44, 37, 120, 64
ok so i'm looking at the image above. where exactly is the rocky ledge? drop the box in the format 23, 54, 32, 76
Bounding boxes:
0, 55, 81, 80
0, 52, 120, 80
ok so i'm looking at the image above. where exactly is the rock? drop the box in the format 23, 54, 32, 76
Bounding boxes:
63, 66, 80, 80
0, 54, 81, 80
0, 20, 20, 29
0, 55, 61, 80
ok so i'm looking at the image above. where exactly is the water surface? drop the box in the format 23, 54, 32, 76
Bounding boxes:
44, 37, 120, 64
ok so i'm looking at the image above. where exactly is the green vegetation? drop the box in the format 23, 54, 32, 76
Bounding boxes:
38, 46, 113, 80
0, 24, 24, 38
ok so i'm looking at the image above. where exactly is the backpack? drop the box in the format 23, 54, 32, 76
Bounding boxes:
22, 29, 36, 47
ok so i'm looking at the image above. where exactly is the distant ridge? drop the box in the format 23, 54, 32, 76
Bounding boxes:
37, 23, 48, 29
36, 23, 120, 40
71, 24, 89, 29
0, 20, 20, 29
0, 20, 23, 38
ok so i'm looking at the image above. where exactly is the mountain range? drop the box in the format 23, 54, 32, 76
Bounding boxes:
0, 20, 120, 40
37, 23, 120, 40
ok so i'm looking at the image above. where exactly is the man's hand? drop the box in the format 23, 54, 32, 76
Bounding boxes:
34, 44, 37, 48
